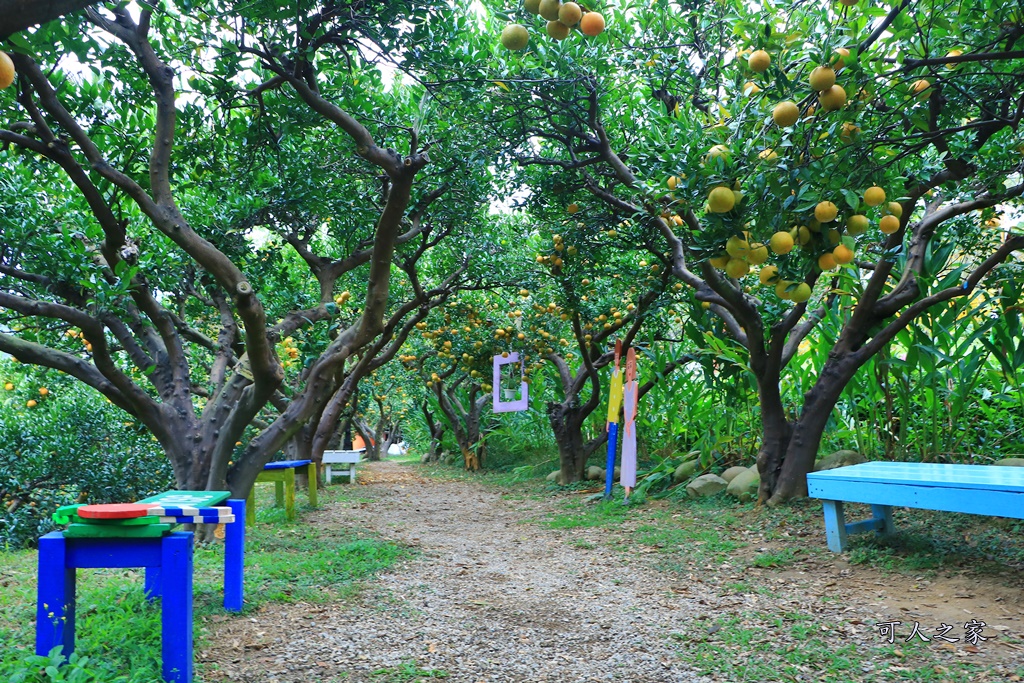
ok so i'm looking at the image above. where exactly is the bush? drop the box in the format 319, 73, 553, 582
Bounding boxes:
0, 365, 172, 549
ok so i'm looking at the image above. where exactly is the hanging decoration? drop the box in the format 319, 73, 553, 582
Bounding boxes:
492, 352, 529, 413
603, 340, 624, 500
621, 347, 639, 502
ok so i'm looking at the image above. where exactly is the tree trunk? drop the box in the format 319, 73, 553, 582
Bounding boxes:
548, 401, 589, 483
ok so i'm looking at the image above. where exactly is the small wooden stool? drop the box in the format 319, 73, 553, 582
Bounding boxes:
246, 459, 317, 525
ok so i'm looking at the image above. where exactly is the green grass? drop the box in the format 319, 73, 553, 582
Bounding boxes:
0, 483, 408, 682
370, 660, 448, 681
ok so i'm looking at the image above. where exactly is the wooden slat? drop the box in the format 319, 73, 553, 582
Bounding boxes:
807, 462, 1024, 493
807, 479, 1024, 519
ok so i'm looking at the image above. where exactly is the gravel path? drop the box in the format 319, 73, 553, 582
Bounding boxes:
204, 461, 714, 682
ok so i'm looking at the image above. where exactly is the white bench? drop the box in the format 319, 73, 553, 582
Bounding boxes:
322, 449, 364, 483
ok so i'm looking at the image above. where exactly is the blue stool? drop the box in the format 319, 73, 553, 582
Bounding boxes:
36, 499, 245, 683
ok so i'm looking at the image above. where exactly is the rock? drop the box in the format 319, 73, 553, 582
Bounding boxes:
546, 470, 561, 483
994, 458, 1024, 467
613, 466, 621, 479
586, 466, 606, 481
686, 473, 728, 498
813, 450, 867, 472
720, 466, 749, 483
726, 468, 760, 502
672, 459, 701, 483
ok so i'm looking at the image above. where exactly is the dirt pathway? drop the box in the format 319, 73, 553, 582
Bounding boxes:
204, 461, 713, 682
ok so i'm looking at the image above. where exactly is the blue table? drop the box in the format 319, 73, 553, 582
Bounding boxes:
807, 462, 1024, 552
36, 498, 245, 683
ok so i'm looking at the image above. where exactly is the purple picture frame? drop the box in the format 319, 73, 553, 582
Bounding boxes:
492, 352, 529, 413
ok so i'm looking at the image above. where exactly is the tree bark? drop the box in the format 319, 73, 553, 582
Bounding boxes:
0, 0, 101, 38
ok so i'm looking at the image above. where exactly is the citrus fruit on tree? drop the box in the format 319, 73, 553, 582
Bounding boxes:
725, 235, 750, 258
846, 214, 869, 235
790, 283, 812, 303
748, 49, 770, 73
886, 201, 903, 218
26, 399, 37, 408
818, 253, 838, 270
759, 265, 779, 284
725, 258, 749, 278
814, 201, 839, 222
809, 66, 836, 92
912, 79, 932, 97
710, 254, 731, 269
0, 52, 14, 90
558, 2, 582, 25
879, 215, 901, 234
538, 0, 561, 20
524, 0, 542, 14
818, 84, 847, 111
944, 49, 963, 68
833, 244, 854, 264
579, 11, 605, 36
706, 144, 730, 161
772, 101, 799, 127
863, 186, 886, 206
832, 47, 851, 69
748, 244, 769, 265
775, 280, 794, 299
500, 24, 530, 51
707, 186, 735, 213
3, 382, 13, 391
770, 231, 795, 255
546, 20, 570, 40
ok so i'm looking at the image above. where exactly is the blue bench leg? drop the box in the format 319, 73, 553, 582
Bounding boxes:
36, 532, 76, 657
871, 504, 894, 536
822, 500, 848, 553
224, 499, 245, 612
161, 533, 194, 683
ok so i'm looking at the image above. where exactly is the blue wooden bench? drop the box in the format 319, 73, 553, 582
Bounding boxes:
806, 462, 1024, 552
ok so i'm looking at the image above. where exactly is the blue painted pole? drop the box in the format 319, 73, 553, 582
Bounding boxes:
604, 422, 619, 500
36, 531, 75, 657
161, 532, 194, 683
224, 499, 245, 611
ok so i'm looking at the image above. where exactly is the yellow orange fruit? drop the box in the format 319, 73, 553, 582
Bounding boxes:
759, 148, 779, 163
748, 244, 769, 265
39, 387, 49, 396
863, 186, 886, 206
0, 52, 14, 90
707, 186, 736, 213
26, 399, 37, 408
846, 214, 869, 235
706, 144, 731, 162
818, 84, 847, 111
840, 122, 860, 143
775, 281, 794, 299
833, 244, 855, 264
709, 254, 731, 269
567, 203, 579, 213
790, 283, 812, 303
748, 49, 771, 73
772, 101, 800, 127
769, 231, 795, 255
759, 265, 779, 284
667, 175, 681, 190
809, 66, 836, 92
832, 47, 851, 70
743, 81, 761, 95
4, 382, 13, 391
879, 215, 901, 234
525, 0, 542, 14
725, 236, 750, 258
944, 49, 962, 68
912, 79, 932, 97
818, 253, 838, 270
814, 201, 839, 222
725, 258, 749, 279
886, 201, 903, 218
579, 11, 605, 36
546, 20, 570, 40
500, 24, 530, 51
558, 1, 582, 25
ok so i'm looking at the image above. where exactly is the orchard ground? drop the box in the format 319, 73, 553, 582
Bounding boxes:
2, 458, 1023, 681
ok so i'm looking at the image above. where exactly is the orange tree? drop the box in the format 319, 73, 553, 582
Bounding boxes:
479, 0, 1024, 502
0, 1, 492, 498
